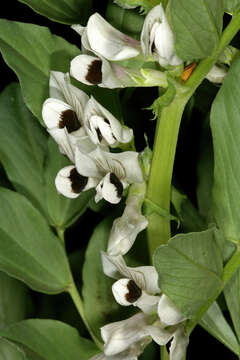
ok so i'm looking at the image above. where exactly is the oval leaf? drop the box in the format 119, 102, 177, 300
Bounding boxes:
153, 228, 223, 318
0, 20, 79, 124
169, 0, 223, 60
0, 188, 71, 294
18, 0, 92, 25
211, 56, 240, 242
0, 319, 99, 360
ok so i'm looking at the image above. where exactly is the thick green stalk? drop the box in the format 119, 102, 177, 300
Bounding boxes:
146, 12, 240, 259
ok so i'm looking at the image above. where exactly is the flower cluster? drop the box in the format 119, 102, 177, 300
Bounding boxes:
40, 3, 216, 359
42, 71, 142, 204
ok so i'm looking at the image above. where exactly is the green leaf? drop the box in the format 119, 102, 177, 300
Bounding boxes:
0, 271, 30, 329
0, 188, 71, 294
211, 56, 240, 243
169, 0, 223, 61
0, 20, 79, 124
0, 339, 27, 360
18, 0, 92, 25
106, 3, 144, 38
0, 83, 48, 218
200, 301, 239, 355
0, 320, 99, 360
45, 138, 93, 229
224, 268, 240, 342
153, 228, 223, 317
223, 0, 240, 12
82, 216, 134, 340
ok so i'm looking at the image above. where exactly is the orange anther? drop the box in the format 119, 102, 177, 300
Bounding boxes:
181, 62, 196, 82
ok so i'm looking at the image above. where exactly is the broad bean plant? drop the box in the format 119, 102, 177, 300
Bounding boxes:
0, 0, 240, 359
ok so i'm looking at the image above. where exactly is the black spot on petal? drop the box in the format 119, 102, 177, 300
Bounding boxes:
59, 109, 80, 133
103, 118, 110, 125
109, 173, 123, 199
96, 127, 103, 142
166, 338, 173, 354
86, 60, 102, 85
125, 280, 142, 303
69, 168, 88, 193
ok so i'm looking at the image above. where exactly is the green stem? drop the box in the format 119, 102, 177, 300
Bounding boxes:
146, 12, 240, 259
68, 280, 104, 351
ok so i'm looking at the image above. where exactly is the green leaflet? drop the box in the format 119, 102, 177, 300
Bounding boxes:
106, 2, 144, 38
0, 271, 30, 329
44, 138, 93, 229
82, 217, 135, 341
223, 0, 240, 12
18, 0, 92, 25
0, 320, 99, 360
169, 0, 224, 61
153, 228, 223, 318
224, 268, 240, 342
0, 339, 27, 360
0, 83, 48, 218
0, 188, 71, 294
200, 301, 239, 355
211, 56, 240, 243
0, 20, 79, 124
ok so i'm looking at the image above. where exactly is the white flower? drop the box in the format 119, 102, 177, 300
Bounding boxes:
55, 165, 98, 198
141, 4, 182, 67
83, 96, 133, 147
107, 182, 148, 256
42, 72, 91, 162
72, 13, 140, 61
75, 146, 143, 204
89, 313, 188, 360
205, 65, 227, 84
102, 253, 185, 325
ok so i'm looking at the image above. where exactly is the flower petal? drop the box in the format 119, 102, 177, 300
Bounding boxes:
48, 128, 75, 162
112, 278, 142, 306
101, 312, 149, 356
95, 172, 124, 204
145, 324, 172, 346
205, 65, 227, 84
55, 165, 96, 198
107, 193, 148, 256
75, 146, 103, 178
169, 326, 189, 360
86, 13, 140, 61
101, 252, 126, 279
42, 98, 77, 130
157, 294, 186, 326
71, 54, 103, 86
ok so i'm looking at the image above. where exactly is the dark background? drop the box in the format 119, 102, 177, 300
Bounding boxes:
0, 1, 238, 359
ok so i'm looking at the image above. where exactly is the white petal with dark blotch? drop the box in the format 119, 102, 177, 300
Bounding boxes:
112, 278, 139, 306
55, 166, 81, 198
48, 128, 75, 162
157, 294, 186, 326
49, 71, 89, 124
95, 172, 123, 204
71, 54, 103, 86
42, 98, 73, 129
87, 13, 140, 61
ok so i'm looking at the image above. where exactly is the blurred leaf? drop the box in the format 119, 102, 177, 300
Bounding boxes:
224, 268, 240, 342
45, 138, 93, 229
18, 0, 92, 25
169, 0, 223, 60
153, 228, 223, 318
0, 83, 48, 217
223, 0, 240, 11
200, 301, 239, 355
82, 216, 135, 340
0, 271, 30, 329
106, 2, 144, 38
211, 56, 240, 243
196, 116, 214, 220
0, 320, 99, 360
0, 339, 27, 360
0, 188, 71, 294
0, 20, 79, 124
